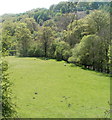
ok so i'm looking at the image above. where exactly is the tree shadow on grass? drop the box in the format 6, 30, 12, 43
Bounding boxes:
14, 56, 111, 78
69, 63, 110, 78
37, 57, 50, 60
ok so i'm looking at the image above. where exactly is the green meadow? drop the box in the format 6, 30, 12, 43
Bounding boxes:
7, 56, 110, 118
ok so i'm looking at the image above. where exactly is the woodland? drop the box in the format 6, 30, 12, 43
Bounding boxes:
0, 1, 111, 118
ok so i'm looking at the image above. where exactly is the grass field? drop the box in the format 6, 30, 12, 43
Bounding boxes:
7, 56, 110, 118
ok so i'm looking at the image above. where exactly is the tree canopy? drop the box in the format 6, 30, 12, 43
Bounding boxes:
1, 1, 111, 74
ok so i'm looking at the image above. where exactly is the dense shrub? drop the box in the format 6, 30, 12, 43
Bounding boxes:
28, 43, 44, 57
55, 41, 71, 61
0, 60, 16, 117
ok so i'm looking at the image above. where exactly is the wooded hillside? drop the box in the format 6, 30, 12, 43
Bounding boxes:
1, 1, 111, 73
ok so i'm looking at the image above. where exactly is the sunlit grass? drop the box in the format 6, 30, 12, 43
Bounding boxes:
7, 56, 110, 118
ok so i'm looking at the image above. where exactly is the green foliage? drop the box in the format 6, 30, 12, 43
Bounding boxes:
15, 23, 32, 57
50, 2, 77, 14
47, 41, 57, 58
28, 42, 44, 57
0, 2, 111, 118
1, 3, 110, 74
55, 41, 71, 61
2, 22, 17, 56
71, 35, 101, 64
2, 31, 11, 56
34, 9, 52, 25
67, 10, 110, 73
1, 60, 16, 117
38, 27, 53, 57
108, 44, 112, 74
68, 1, 110, 12
1, 45, 16, 117
54, 13, 76, 31
69, 34, 110, 72
86, 10, 110, 34
49, 1, 108, 14
20, 18, 38, 33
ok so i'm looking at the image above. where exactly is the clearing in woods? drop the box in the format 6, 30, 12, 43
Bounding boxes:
7, 56, 110, 118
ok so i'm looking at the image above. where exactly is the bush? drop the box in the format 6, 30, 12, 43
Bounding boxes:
28, 43, 44, 57
55, 41, 71, 61
1, 60, 16, 118
63, 50, 72, 61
